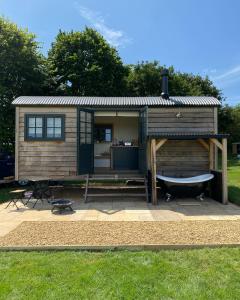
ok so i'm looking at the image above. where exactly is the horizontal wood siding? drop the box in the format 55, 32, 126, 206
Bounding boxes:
18, 107, 77, 179
156, 140, 209, 177
148, 107, 215, 133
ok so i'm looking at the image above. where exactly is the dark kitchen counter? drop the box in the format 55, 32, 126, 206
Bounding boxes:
111, 146, 139, 170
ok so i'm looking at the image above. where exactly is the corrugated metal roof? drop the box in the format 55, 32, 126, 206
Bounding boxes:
12, 96, 220, 106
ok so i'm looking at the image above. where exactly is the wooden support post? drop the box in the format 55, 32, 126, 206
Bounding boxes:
214, 107, 218, 170
147, 140, 151, 170
151, 139, 157, 205
209, 140, 214, 170
214, 147, 218, 170
222, 138, 228, 204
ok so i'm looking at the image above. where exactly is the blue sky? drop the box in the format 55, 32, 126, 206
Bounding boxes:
1, 0, 240, 106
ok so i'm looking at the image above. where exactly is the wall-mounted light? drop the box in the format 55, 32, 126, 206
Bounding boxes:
176, 112, 182, 118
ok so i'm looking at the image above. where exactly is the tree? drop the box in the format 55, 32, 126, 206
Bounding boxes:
169, 72, 221, 98
0, 18, 226, 152
126, 61, 222, 99
219, 105, 240, 145
0, 17, 48, 152
126, 61, 162, 96
48, 28, 127, 96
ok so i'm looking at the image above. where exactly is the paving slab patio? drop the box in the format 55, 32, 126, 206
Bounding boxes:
1, 187, 240, 237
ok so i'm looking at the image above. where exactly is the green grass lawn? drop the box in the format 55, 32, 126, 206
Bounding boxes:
228, 156, 240, 205
0, 249, 240, 300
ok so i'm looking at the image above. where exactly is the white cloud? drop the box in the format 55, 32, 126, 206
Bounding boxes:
202, 68, 217, 76
210, 65, 240, 87
74, 3, 131, 48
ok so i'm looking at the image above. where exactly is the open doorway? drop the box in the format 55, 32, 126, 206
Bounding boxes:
94, 111, 141, 172
77, 108, 147, 175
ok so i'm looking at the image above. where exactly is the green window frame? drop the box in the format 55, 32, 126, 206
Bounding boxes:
25, 114, 65, 141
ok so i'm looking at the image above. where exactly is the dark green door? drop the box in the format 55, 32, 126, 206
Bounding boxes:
139, 106, 147, 174
78, 109, 94, 174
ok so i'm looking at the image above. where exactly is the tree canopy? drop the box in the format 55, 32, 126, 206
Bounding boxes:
126, 61, 221, 98
0, 17, 48, 152
0, 17, 239, 153
219, 105, 240, 144
48, 28, 127, 96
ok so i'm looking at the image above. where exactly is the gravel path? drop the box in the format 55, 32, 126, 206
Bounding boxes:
0, 220, 240, 247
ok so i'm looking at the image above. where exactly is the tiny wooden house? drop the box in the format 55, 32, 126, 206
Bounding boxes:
12, 94, 228, 204
232, 142, 240, 155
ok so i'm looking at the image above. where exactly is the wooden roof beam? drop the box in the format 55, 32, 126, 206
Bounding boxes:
210, 138, 223, 151
156, 139, 168, 151
197, 139, 209, 151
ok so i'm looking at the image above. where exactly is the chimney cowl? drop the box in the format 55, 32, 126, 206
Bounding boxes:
161, 68, 169, 99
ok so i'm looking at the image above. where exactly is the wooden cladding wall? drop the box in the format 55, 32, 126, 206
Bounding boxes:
148, 107, 215, 133
18, 107, 77, 179
156, 140, 209, 177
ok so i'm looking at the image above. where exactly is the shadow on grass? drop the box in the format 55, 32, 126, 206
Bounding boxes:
228, 156, 240, 167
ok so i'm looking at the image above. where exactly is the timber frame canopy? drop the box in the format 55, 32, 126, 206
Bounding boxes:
148, 133, 229, 205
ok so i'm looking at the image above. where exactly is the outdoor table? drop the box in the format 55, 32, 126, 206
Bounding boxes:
6, 189, 26, 209
22, 179, 52, 208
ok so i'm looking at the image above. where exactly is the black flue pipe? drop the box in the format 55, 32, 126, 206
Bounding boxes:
161, 69, 169, 99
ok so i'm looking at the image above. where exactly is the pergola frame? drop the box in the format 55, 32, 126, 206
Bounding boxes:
149, 135, 228, 205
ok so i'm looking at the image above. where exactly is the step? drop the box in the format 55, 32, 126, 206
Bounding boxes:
84, 185, 146, 189
87, 193, 146, 197
94, 169, 141, 174
89, 177, 145, 181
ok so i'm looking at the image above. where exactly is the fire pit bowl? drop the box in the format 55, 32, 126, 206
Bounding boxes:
50, 199, 74, 213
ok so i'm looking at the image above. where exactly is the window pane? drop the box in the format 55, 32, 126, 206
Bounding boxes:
86, 134, 91, 144
80, 111, 85, 121
46, 117, 63, 138
80, 132, 86, 138
47, 118, 54, 127
105, 133, 111, 142
36, 117, 43, 127
28, 117, 35, 127
36, 127, 43, 138
47, 127, 54, 137
80, 122, 85, 131
86, 113, 91, 122
55, 127, 62, 138
106, 129, 111, 134
28, 127, 35, 138
55, 118, 62, 127
80, 136, 85, 143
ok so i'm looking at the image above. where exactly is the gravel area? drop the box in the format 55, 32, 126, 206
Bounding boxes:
0, 220, 240, 247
